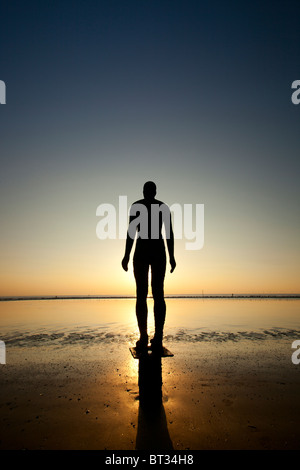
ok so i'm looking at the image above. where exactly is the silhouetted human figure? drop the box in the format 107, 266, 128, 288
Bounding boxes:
122, 181, 176, 352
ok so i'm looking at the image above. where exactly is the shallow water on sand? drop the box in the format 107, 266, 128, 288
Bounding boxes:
1, 298, 300, 450
1, 298, 300, 349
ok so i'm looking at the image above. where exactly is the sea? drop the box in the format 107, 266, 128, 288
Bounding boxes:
1, 295, 299, 352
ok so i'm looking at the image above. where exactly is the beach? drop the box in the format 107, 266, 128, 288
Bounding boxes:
1, 297, 300, 450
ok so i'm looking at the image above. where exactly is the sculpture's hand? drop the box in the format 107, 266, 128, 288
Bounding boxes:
121, 255, 129, 272
170, 257, 176, 273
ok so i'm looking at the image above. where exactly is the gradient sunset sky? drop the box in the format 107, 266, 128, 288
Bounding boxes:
1, 0, 300, 296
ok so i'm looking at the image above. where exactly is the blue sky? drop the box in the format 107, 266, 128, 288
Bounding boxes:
0, 0, 300, 295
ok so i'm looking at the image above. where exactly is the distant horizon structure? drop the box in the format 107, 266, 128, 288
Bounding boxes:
0, 293, 300, 302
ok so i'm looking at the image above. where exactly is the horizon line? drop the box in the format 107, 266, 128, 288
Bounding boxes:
1, 293, 300, 302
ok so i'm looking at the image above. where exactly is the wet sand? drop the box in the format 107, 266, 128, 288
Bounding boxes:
1, 336, 300, 450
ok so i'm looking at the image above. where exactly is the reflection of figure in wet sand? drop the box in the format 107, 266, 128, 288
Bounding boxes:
135, 354, 173, 450
122, 181, 176, 353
